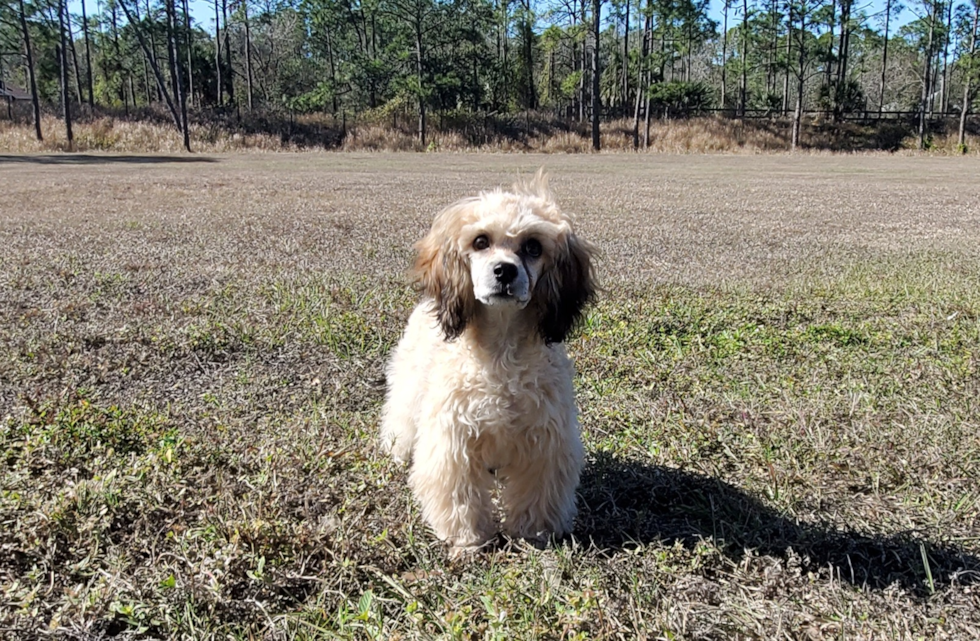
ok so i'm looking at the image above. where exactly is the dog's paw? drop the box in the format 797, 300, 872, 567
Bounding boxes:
503, 529, 557, 550
448, 543, 483, 560
391, 451, 412, 465
381, 436, 413, 465
438, 526, 495, 555
448, 536, 496, 559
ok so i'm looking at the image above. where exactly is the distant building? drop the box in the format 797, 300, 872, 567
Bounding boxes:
0, 80, 30, 102
0, 80, 31, 119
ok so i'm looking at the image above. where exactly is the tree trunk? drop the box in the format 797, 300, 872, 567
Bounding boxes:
324, 23, 338, 113
643, 89, 651, 148
569, 2, 577, 119
632, 69, 642, 149
834, 0, 850, 120
959, 1, 979, 147
81, 0, 95, 108
878, 0, 890, 114
371, 9, 379, 108
792, 83, 803, 149
739, 0, 748, 117
643, 12, 651, 147
686, 23, 692, 83
791, 8, 806, 150
214, 0, 222, 104
99, 0, 112, 98
721, 0, 728, 109
551, 47, 559, 117
166, 0, 191, 150
766, 0, 776, 96
183, 0, 194, 107
825, 0, 835, 88
941, 0, 952, 114
57, 0, 74, 148
500, 0, 510, 113
415, 25, 426, 146
919, 0, 937, 149
622, 0, 629, 112
632, 9, 650, 149
243, 0, 254, 111
142, 38, 152, 104
17, 0, 43, 141
223, 0, 234, 104
591, 0, 601, 150
782, 3, 792, 115
659, 28, 666, 83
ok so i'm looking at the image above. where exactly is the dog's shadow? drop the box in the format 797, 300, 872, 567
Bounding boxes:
575, 451, 980, 595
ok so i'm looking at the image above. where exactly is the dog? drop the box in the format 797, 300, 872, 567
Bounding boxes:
381, 171, 597, 551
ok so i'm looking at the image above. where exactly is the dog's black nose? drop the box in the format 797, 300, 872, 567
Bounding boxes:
493, 262, 519, 284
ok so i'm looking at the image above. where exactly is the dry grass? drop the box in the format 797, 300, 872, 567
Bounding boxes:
0, 115, 296, 154
2, 112, 978, 155
1, 153, 979, 639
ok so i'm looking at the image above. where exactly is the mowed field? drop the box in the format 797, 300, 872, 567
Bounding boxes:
1, 152, 979, 639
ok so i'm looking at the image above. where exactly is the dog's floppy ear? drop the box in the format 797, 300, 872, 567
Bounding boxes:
537, 233, 597, 344
413, 202, 477, 340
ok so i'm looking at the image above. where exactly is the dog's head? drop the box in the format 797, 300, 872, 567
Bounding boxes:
413, 171, 597, 343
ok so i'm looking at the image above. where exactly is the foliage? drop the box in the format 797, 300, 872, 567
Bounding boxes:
817, 78, 867, 112
0, 0, 976, 146
647, 80, 713, 116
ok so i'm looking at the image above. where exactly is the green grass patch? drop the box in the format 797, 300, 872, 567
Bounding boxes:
2, 254, 979, 639
4, 392, 177, 471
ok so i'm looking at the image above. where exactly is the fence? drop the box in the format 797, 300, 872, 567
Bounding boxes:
701, 108, 976, 122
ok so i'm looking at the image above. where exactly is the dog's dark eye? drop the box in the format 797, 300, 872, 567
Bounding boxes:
523, 238, 542, 258
473, 235, 490, 251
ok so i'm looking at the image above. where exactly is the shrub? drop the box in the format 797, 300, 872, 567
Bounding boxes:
647, 81, 713, 118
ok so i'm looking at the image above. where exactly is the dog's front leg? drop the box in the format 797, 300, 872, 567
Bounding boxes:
499, 424, 583, 543
409, 424, 495, 550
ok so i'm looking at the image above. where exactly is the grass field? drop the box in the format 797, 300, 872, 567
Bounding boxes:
1, 152, 979, 639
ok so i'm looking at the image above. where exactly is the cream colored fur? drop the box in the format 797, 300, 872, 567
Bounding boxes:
381, 173, 596, 551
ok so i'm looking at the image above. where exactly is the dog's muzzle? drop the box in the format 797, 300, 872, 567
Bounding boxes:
475, 259, 531, 307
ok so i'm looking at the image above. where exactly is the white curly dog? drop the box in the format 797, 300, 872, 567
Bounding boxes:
381, 172, 597, 551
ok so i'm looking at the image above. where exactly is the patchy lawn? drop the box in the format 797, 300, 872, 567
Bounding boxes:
1, 152, 979, 639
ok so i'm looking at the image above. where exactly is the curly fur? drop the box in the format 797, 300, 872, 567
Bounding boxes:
381, 171, 597, 551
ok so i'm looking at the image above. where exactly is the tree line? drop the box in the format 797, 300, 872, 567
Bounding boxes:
1, 0, 978, 151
